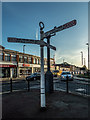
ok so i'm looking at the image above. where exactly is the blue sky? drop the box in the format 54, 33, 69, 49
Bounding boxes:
2, 2, 88, 67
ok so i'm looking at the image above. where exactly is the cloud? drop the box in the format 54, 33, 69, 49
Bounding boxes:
55, 47, 88, 67
36, 29, 38, 40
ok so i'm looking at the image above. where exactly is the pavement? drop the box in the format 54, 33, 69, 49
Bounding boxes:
1, 89, 90, 119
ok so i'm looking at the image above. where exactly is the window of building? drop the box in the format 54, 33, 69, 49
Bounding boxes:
31, 57, 33, 64
33, 58, 35, 64
44, 60, 47, 65
0, 52, 3, 61
19, 55, 23, 63
11, 55, 16, 62
24, 56, 28, 63
28, 57, 32, 64
37, 59, 40, 64
39, 59, 41, 64
50, 60, 54, 65
5, 53, 10, 61
35, 58, 37, 64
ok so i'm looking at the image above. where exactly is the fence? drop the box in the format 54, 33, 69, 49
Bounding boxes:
2, 78, 40, 93
53, 77, 90, 97
1, 77, 90, 97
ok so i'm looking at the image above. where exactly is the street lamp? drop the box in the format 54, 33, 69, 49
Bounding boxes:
81, 51, 83, 66
23, 45, 26, 55
84, 58, 85, 66
86, 43, 89, 71
23, 45, 26, 77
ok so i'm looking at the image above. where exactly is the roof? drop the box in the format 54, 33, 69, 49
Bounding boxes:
0, 45, 5, 49
55, 62, 73, 68
0, 45, 53, 60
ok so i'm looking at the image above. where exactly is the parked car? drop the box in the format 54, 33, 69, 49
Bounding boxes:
52, 70, 59, 77
26, 73, 41, 81
60, 71, 73, 81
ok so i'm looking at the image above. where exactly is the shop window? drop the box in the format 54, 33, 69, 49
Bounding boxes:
20, 70, 23, 74
5, 53, 10, 61
0, 52, 3, 61
11, 55, 16, 62
28, 57, 32, 64
19, 55, 23, 63
2, 68, 10, 78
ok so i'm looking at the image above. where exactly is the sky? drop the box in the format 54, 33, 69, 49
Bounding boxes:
2, 2, 88, 67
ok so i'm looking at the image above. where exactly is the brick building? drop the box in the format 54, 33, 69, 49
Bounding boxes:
0, 45, 54, 79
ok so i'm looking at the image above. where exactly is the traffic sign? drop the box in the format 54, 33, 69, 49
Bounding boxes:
42, 19, 77, 39
8, 37, 56, 50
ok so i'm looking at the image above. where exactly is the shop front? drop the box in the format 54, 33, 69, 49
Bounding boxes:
0, 64, 17, 78
18, 63, 32, 77
18, 63, 41, 77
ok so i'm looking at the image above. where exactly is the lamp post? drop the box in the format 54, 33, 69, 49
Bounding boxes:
23, 45, 26, 55
53, 54, 55, 70
84, 58, 86, 66
81, 51, 83, 66
23, 45, 26, 77
86, 43, 89, 73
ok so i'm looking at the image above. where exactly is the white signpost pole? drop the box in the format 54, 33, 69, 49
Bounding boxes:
39, 22, 46, 109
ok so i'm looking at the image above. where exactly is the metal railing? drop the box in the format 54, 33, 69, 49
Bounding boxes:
1, 76, 90, 97
53, 76, 90, 97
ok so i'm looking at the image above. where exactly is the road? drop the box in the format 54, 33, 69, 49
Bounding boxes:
1, 77, 90, 96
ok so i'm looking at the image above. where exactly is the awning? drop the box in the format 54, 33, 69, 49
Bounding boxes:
0, 64, 17, 68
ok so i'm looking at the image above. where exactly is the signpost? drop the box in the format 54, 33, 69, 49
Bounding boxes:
7, 22, 56, 109
7, 19, 77, 109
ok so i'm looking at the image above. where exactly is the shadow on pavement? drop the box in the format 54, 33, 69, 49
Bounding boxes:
2, 89, 89, 119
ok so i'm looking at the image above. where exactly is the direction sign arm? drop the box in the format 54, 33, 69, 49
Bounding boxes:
7, 37, 41, 44
7, 37, 56, 50
42, 19, 77, 38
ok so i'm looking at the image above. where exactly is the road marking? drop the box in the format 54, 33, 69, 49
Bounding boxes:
75, 88, 86, 92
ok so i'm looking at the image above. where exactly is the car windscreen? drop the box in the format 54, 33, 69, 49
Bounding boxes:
53, 70, 59, 73
61, 72, 70, 75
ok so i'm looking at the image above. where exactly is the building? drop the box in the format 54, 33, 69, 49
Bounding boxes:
55, 62, 73, 71
55, 62, 82, 74
0, 45, 55, 79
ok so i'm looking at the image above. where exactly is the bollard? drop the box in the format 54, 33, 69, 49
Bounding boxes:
27, 80, 30, 92
10, 78, 12, 92
66, 75, 69, 93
